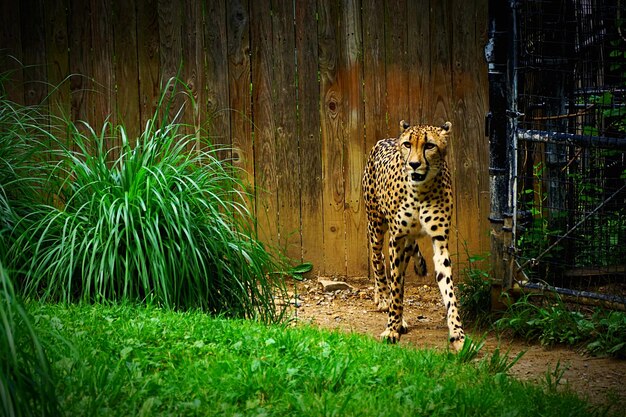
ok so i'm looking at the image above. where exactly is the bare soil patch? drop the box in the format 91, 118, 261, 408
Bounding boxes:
287, 275, 625, 408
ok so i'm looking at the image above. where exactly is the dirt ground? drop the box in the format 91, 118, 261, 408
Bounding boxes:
286, 275, 625, 409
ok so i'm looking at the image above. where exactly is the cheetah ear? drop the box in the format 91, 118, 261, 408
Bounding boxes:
440, 121, 452, 134
400, 120, 410, 131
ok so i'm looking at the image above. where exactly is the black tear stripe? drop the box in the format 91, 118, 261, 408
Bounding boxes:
422, 133, 430, 168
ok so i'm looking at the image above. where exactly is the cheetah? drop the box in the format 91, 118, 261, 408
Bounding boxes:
362, 120, 465, 351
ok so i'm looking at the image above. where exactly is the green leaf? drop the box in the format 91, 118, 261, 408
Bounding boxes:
289, 262, 314, 275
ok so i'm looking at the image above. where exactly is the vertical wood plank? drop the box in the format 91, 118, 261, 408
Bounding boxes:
250, 1, 278, 247
0, 0, 24, 103
341, 0, 367, 276
158, 0, 184, 122
69, 0, 93, 129
475, 0, 491, 258
407, 0, 431, 124
429, 0, 457, 270
182, 0, 203, 141
273, 0, 302, 261
296, 0, 324, 273
362, 0, 388, 150
384, 0, 409, 126
362, 0, 388, 280
318, 0, 346, 276
452, 0, 488, 264
406, 1, 434, 283
113, 0, 140, 141
44, 0, 70, 122
91, 0, 115, 134
20, 0, 48, 107
226, 0, 254, 188
203, 0, 231, 150
136, 0, 160, 128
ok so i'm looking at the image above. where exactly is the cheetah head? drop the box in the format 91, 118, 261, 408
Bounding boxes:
397, 120, 451, 184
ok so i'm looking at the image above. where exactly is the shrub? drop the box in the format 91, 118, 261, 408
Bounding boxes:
6, 80, 288, 322
458, 252, 493, 327
495, 292, 626, 357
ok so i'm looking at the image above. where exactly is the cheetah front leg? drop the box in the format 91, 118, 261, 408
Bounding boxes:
431, 237, 465, 351
367, 220, 389, 311
380, 234, 410, 343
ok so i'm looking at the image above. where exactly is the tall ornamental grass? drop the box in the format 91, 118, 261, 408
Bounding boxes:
6, 84, 287, 322
0, 94, 56, 262
0, 264, 58, 417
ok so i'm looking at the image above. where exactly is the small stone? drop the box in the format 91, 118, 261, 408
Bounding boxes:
318, 279, 353, 292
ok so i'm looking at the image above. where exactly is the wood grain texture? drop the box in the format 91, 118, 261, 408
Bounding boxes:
226, 0, 253, 187
203, 0, 231, 152
0, 0, 492, 278
272, 0, 302, 261
428, 0, 457, 268
182, 0, 203, 141
475, 0, 491, 257
407, 0, 431, 124
69, 0, 93, 130
112, 0, 140, 141
91, 0, 115, 136
384, 0, 409, 127
157, 0, 184, 124
361, 0, 387, 279
136, 0, 160, 129
362, 0, 388, 149
451, 0, 490, 262
296, 0, 324, 272
318, 0, 346, 276
250, 0, 278, 247
341, 0, 368, 276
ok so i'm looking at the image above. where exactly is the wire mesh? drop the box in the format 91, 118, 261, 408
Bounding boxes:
514, 0, 626, 299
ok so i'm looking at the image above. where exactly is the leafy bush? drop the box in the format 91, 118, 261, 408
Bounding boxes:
495, 293, 626, 357
586, 310, 626, 356
5, 80, 288, 322
0, 264, 58, 417
458, 252, 493, 327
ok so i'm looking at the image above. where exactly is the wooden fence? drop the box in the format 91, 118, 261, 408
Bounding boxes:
0, 0, 490, 278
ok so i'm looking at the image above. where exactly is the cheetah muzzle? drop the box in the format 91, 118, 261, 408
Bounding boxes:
362, 120, 466, 351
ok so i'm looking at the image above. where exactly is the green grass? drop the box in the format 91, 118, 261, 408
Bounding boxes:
1, 265, 58, 417
2, 79, 288, 322
26, 302, 615, 417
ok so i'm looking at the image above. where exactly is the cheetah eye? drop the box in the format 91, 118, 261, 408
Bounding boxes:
424, 143, 437, 150
402, 141, 411, 149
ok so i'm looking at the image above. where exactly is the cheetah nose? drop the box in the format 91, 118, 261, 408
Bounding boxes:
409, 161, 421, 170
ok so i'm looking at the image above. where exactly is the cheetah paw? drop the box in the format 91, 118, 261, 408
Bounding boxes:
450, 336, 465, 352
380, 328, 401, 343
399, 319, 409, 334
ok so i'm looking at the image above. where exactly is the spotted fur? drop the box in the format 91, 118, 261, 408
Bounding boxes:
362, 120, 465, 350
